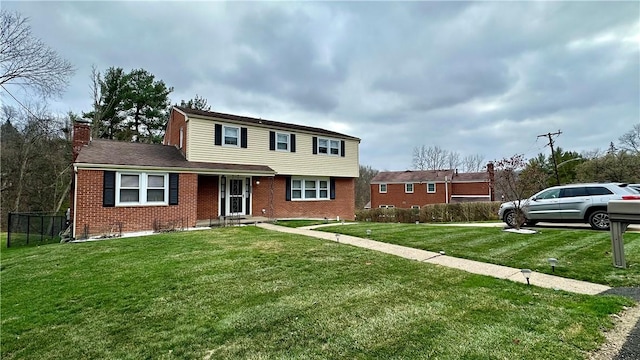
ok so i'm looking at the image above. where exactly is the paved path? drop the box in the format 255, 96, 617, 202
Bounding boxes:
257, 223, 611, 295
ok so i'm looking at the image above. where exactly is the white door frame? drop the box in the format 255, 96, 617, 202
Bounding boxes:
220, 176, 252, 217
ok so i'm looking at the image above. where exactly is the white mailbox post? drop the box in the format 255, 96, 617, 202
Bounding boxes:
608, 199, 640, 268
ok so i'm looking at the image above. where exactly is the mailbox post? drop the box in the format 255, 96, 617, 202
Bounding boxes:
608, 199, 640, 268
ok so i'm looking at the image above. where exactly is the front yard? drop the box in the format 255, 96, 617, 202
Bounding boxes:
1, 226, 633, 359
319, 223, 640, 287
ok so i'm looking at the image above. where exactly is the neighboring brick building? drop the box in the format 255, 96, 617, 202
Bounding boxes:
71, 106, 360, 238
370, 165, 495, 209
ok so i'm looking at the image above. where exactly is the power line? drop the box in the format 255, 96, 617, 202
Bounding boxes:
0, 83, 43, 121
537, 130, 562, 185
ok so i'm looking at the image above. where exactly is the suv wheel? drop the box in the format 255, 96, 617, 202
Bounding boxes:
503, 210, 523, 228
588, 210, 610, 230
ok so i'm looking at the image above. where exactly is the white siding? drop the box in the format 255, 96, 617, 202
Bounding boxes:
187, 117, 359, 177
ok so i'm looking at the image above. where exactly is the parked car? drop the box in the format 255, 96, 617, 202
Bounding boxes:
629, 184, 640, 192
498, 183, 640, 230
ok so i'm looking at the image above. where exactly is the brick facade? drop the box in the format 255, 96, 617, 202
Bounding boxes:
163, 110, 187, 157
197, 175, 219, 220
74, 170, 198, 238
252, 176, 355, 220
370, 181, 491, 209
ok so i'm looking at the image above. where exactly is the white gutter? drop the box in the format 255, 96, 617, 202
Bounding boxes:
75, 163, 276, 177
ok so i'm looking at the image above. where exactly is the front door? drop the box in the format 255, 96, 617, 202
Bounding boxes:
228, 178, 245, 215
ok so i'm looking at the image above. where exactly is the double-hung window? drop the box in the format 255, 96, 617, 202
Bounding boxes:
223, 126, 239, 146
379, 184, 387, 193
291, 177, 330, 200
405, 183, 414, 193
318, 138, 340, 156
116, 172, 168, 206
427, 183, 436, 193
276, 132, 290, 151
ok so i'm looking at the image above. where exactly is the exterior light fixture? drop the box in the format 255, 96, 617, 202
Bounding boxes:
366, 229, 371, 236
439, 250, 446, 255
415, 221, 419, 225
521, 269, 532, 285
335, 233, 340, 242
255, 180, 260, 185
548, 258, 558, 272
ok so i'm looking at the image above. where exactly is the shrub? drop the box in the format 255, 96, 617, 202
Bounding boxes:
356, 202, 501, 223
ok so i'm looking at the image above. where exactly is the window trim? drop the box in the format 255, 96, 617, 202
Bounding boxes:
223, 125, 240, 147
405, 183, 414, 193
427, 182, 436, 193
317, 137, 341, 156
276, 132, 290, 152
379, 184, 387, 193
115, 172, 169, 206
379, 205, 395, 209
179, 127, 184, 149
291, 177, 330, 201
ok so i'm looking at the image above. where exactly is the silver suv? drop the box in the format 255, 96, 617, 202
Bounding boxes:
498, 183, 639, 230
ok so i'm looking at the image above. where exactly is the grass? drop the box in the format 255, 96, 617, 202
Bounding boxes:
1, 227, 633, 359
275, 219, 343, 228
320, 223, 640, 287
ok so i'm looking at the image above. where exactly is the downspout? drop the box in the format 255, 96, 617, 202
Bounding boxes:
72, 165, 78, 239
445, 176, 449, 204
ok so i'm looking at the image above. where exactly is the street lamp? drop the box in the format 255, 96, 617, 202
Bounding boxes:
521, 269, 532, 285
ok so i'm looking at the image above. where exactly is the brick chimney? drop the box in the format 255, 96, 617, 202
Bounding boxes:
72, 120, 91, 161
487, 162, 495, 201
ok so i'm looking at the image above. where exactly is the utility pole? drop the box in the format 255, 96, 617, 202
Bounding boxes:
537, 130, 562, 186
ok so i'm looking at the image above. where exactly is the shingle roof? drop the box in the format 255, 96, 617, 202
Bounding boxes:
371, 170, 489, 183
175, 106, 360, 141
75, 140, 274, 173
371, 170, 455, 183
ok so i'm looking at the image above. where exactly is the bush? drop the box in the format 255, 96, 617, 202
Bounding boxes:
356, 202, 501, 223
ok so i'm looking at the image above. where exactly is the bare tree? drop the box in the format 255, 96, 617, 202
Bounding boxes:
447, 151, 461, 171
619, 123, 640, 154
0, 10, 75, 98
494, 154, 547, 229
355, 165, 379, 209
412, 145, 449, 170
461, 154, 485, 172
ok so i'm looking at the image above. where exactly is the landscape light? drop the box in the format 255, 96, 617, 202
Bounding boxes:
335, 233, 340, 242
548, 258, 558, 272
416, 220, 419, 225
366, 229, 371, 236
521, 269, 532, 285
439, 250, 446, 255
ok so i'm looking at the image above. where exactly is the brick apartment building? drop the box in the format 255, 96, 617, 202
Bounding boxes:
370, 165, 495, 209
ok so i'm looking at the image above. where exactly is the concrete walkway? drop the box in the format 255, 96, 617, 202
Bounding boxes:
257, 223, 611, 295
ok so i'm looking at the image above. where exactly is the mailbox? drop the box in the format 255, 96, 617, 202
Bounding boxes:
608, 199, 640, 268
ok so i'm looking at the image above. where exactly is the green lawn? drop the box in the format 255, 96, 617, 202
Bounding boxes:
275, 219, 344, 228
1, 227, 633, 359
320, 223, 640, 287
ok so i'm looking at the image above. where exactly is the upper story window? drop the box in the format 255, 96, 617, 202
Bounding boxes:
116, 172, 168, 206
318, 138, 340, 156
277, 132, 290, 151
379, 184, 387, 193
223, 126, 239, 147
427, 183, 436, 193
405, 183, 414, 193
179, 127, 184, 149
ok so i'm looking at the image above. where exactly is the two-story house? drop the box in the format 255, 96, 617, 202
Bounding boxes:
370, 164, 495, 209
70, 106, 359, 238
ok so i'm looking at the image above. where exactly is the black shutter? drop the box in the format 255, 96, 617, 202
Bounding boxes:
214, 124, 222, 146
269, 131, 276, 151
169, 173, 179, 205
103, 171, 115, 207
330, 178, 336, 199
285, 176, 291, 201
241, 127, 248, 148
312, 137, 318, 154
340, 140, 345, 157
290, 134, 296, 152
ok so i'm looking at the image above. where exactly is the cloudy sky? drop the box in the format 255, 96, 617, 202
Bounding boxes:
3, 1, 639, 171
